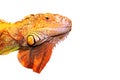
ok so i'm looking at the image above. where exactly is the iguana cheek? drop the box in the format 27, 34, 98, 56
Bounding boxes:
27, 35, 35, 46
26, 33, 50, 47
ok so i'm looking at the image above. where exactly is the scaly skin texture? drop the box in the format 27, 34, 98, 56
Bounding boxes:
0, 13, 72, 73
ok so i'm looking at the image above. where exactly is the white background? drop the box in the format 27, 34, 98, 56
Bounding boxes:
0, 0, 120, 80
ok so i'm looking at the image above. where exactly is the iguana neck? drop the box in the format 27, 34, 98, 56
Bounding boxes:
0, 21, 20, 55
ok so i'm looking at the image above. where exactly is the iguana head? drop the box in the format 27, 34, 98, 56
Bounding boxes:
14, 13, 72, 47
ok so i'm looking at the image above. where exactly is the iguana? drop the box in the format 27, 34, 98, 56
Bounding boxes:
0, 13, 72, 73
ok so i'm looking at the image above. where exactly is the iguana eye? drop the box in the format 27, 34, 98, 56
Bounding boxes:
45, 16, 49, 20
27, 35, 35, 46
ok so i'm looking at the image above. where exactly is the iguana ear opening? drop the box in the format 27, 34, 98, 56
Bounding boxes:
18, 41, 55, 73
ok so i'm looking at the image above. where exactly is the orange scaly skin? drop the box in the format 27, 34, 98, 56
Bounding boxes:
0, 13, 72, 73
